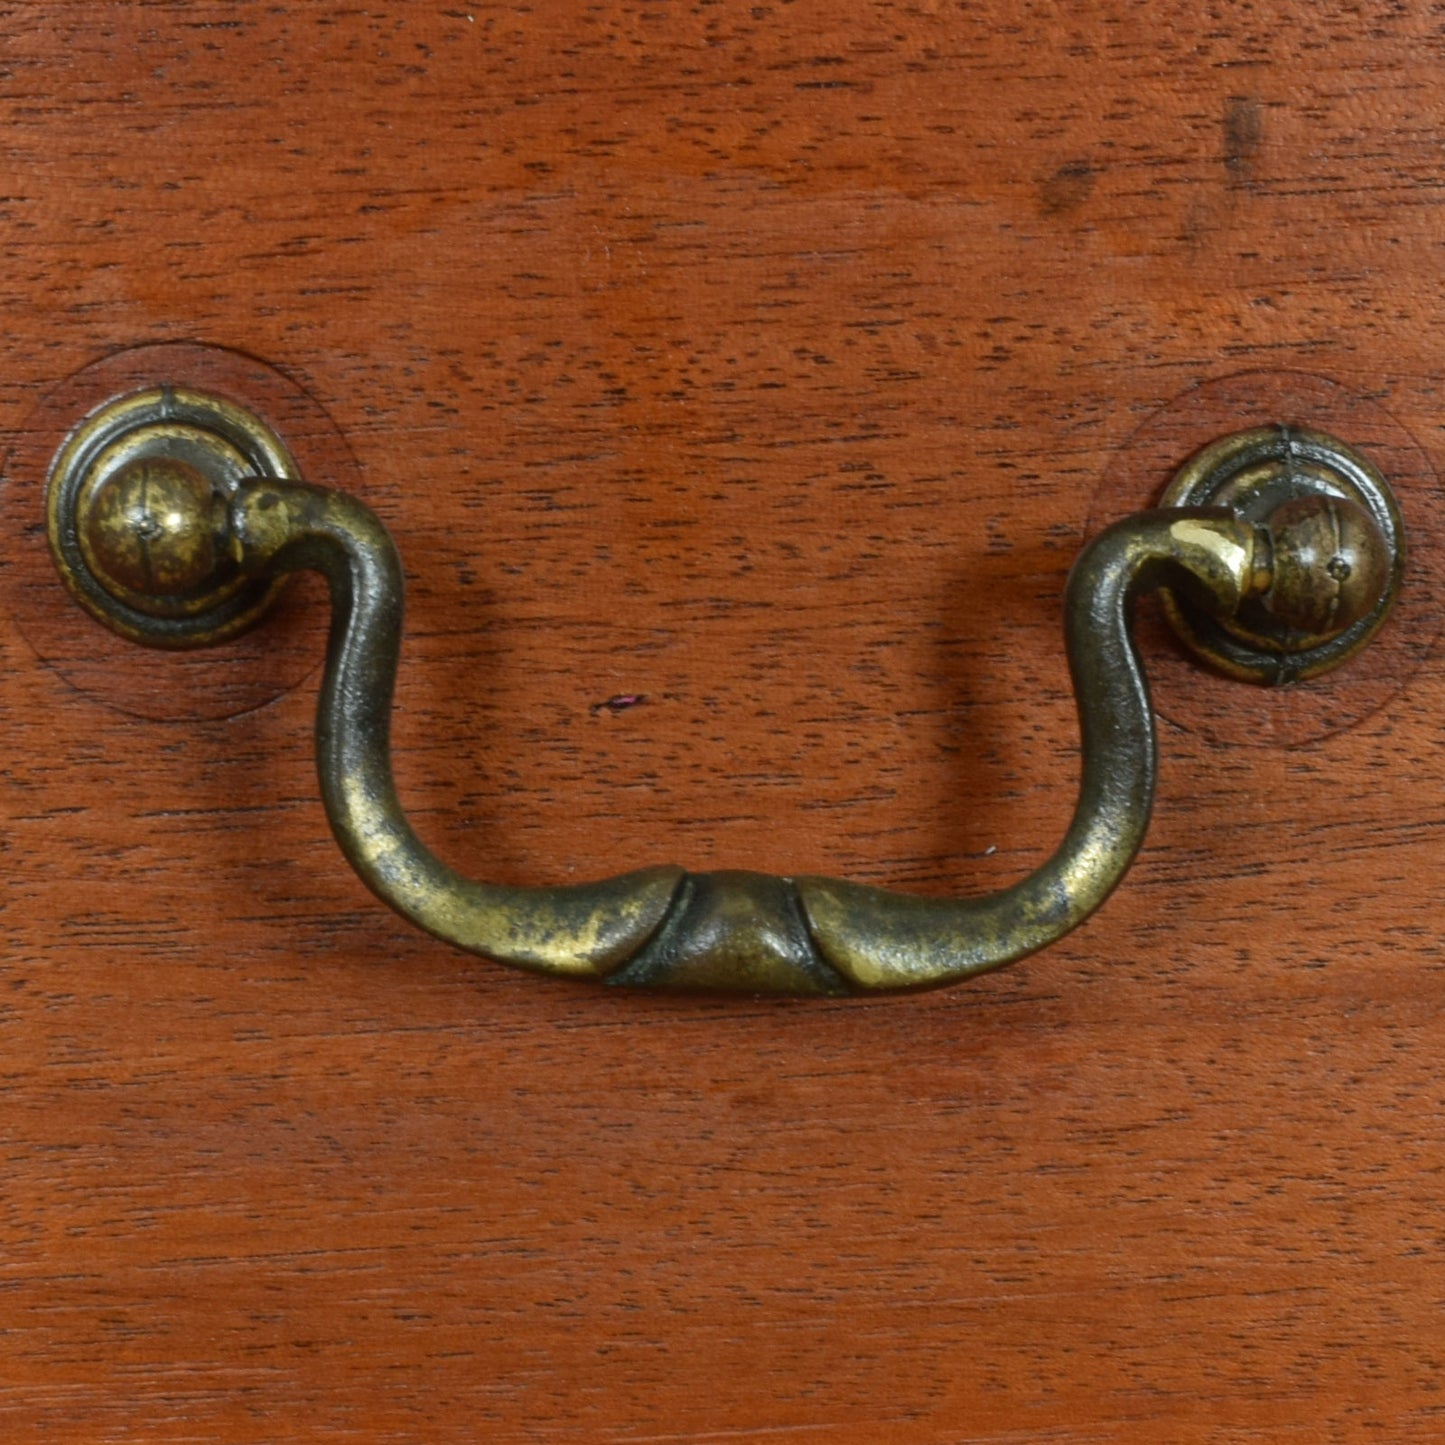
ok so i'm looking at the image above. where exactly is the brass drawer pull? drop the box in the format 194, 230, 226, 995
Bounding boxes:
47, 389, 1403, 994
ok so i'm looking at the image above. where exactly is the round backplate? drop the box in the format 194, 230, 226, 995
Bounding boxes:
1158, 423, 1405, 685
47, 385, 298, 649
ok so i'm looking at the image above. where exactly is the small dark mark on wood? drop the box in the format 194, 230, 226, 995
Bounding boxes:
1224, 95, 1263, 183
590, 693, 646, 716
1039, 160, 1095, 215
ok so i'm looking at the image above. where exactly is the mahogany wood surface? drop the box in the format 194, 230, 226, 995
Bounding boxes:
3, 3, 1444, 1440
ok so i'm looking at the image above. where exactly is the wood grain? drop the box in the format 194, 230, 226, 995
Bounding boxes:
3, 3, 1445, 1440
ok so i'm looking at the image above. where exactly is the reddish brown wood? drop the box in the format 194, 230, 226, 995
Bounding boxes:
4, 3, 1445, 1440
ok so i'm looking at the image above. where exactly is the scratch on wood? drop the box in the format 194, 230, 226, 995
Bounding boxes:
590, 693, 647, 716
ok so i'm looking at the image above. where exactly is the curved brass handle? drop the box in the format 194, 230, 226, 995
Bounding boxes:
48, 392, 1404, 994
238, 485, 1247, 993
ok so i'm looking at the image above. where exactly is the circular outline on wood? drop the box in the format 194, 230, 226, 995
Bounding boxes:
0, 342, 356, 722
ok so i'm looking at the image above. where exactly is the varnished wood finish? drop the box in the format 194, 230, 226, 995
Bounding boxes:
3, 4, 1444, 1439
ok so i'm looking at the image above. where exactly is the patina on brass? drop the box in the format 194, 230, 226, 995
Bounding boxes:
47, 386, 298, 647
1158, 424, 1403, 684
46, 395, 1405, 994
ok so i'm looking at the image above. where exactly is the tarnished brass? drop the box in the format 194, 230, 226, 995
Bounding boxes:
47, 386, 298, 648
83, 456, 229, 601
1158, 424, 1404, 684
45, 391, 1405, 994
